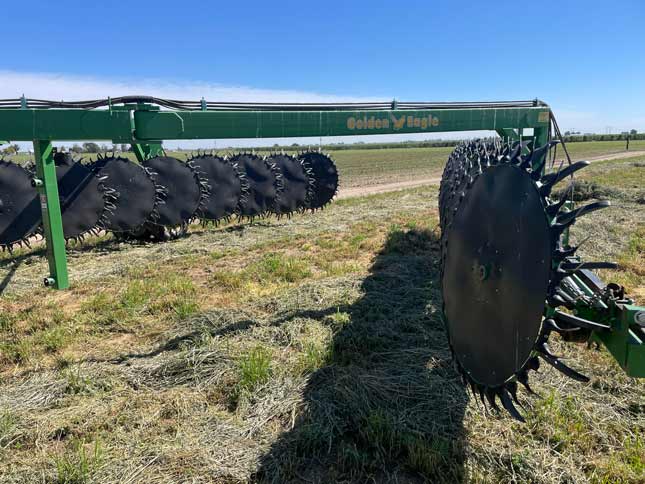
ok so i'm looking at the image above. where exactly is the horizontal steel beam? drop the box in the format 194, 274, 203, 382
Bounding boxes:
134, 107, 550, 140
0, 109, 134, 142
0, 106, 550, 142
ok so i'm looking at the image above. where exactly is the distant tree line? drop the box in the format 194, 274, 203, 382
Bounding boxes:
51, 134, 645, 155
1, 130, 642, 155
0, 143, 20, 156
560, 131, 643, 143
254, 131, 643, 152
68, 143, 131, 154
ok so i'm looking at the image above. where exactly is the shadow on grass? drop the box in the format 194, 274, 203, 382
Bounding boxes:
96, 226, 468, 481
0, 255, 24, 295
255, 227, 468, 483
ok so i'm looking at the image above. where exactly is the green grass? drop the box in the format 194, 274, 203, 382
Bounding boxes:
90, 271, 199, 324
297, 340, 332, 375
52, 438, 103, 484
605, 227, 645, 293
0, 411, 18, 448
211, 252, 312, 294
560, 139, 645, 160
237, 346, 273, 393
62, 366, 111, 396
330, 146, 453, 186
38, 326, 70, 353
0, 341, 31, 363
527, 391, 591, 452
577, 157, 644, 195
253, 253, 313, 283
589, 433, 644, 483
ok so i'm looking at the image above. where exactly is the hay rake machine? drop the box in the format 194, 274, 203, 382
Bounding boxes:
0, 97, 642, 419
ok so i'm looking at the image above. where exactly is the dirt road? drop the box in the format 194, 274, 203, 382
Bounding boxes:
338, 149, 645, 200
586, 149, 645, 162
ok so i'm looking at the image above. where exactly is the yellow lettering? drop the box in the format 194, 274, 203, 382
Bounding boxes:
347, 117, 356, 130
382, 119, 390, 129
392, 115, 406, 130
432, 117, 439, 127
375, 119, 382, 129
356, 119, 363, 129
368, 117, 375, 129
421, 118, 428, 129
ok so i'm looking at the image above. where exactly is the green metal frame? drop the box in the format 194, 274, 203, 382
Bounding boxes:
0, 101, 550, 290
545, 275, 644, 377
0, 100, 642, 376
32, 140, 68, 289
592, 304, 644, 377
0, 105, 550, 143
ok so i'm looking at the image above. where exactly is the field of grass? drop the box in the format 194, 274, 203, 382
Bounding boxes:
559, 139, 645, 159
0, 145, 643, 482
325, 139, 645, 188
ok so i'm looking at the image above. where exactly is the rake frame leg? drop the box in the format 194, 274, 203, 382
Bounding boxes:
33, 140, 68, 289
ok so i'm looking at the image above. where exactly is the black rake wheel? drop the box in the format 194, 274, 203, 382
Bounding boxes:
189, 153, 248, 224
267, 153, 313, 216
439, 139, 612, 421
0, 160, 41, 250
233, 153, 283, 219
54, 153, 116, 242
93, 155, 163, 233
299, 151, 339, 210
138, 155, 209, 238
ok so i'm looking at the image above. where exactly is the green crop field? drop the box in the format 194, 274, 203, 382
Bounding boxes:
0, 145, 643, 483
330, 139, 645, 187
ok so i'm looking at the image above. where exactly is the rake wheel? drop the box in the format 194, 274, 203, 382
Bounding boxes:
267, 153, 313, 217
299, 151, 338, 210
233, 153, 283, 220
189, 153, 248, 224
93, 155, 163, 233
0, 160, 41, 250
137, 155, 209, 238
54, 153, 115, 242
439, 139, 612, 421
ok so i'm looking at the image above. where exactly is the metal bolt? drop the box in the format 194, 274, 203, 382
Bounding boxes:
43, 277, 56, 287
478, 264, 490, 281
31, 178, 43, 187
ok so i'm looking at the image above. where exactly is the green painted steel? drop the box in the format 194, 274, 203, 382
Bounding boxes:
132, 107, 550, 141
496, 126, 549, 148
591, 304, 645, 377
33, 140, 69, 289
131, 142, 164, 162
0, 106, 550, 142
496, 128, 520, 141
0, 109, 134, 142
548, 273, 645, 378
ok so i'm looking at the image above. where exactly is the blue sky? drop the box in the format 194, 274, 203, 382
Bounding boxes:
2, 0, 644, 146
